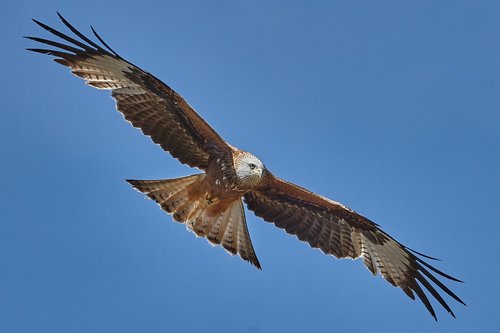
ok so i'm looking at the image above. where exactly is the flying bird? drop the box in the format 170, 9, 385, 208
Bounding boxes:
27, 13, 465, 320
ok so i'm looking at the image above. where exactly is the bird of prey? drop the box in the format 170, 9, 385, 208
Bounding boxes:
27, 13, 465, 320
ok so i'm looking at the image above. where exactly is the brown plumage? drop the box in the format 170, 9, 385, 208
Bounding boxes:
27, 13, 465, 320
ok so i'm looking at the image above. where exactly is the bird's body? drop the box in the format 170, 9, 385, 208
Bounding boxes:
27, 13, 465, 320
127, 150, 267, 268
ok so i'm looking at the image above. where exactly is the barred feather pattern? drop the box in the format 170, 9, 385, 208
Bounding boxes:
25, 13, 229, 170
27, 13, 465, 320
127, 175, 260, 269
244, 176, 465, 320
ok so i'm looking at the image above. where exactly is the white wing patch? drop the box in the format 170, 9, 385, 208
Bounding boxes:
67, 54, 143, 91
355, 231, 410, 287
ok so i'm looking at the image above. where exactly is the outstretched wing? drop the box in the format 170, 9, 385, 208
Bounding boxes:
26, 13, 230, 170
244, 175, 465, 320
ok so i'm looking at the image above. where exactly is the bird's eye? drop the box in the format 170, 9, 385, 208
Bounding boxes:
249, 163, 256, 170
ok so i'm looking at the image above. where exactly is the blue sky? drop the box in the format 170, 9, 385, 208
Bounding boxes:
1, 1, 499, 332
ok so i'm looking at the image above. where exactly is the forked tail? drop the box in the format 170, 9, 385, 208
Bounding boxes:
126, 174, 260, 268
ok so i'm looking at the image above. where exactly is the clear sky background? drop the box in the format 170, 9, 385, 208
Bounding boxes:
1, 1, 499, 332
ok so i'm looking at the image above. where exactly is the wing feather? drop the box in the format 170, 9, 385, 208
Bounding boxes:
244, 174, 465, 320
27, 14, 230, 169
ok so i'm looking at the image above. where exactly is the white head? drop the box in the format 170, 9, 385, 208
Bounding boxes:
235, 152, 265, 187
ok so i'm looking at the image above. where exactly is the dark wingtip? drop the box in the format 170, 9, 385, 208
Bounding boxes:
31, 18, 46, 28
90, 25, 120, 57
416, 256, 465, 283
57, 12, 70, 26
26, 48, 53, 54
407, 247, 442, 261
56, 11, 66, 23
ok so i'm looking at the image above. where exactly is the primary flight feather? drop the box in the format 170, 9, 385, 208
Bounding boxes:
27, 13, 465, 320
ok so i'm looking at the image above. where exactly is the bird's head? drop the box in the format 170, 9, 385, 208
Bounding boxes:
235, 152, 265, 187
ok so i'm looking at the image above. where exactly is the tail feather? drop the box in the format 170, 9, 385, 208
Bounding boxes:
173, 200, 199, 222
162, 189, 189, 214
126, 174, 261, 269
127, 174, 199, 218
207, 205, 232, 244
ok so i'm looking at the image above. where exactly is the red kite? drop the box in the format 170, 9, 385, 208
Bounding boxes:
27, 13, 465, 320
